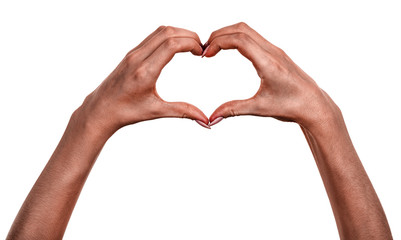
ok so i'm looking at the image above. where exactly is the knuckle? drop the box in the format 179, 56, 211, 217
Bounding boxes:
133, 64, 151, 80
225, 103, 239, 117
163, 26, 176, 36
259, 56, 271, 69
124, 52, 136, 63
229, 108, 238, 117
164, 37, 179, 50
236, 22, 249, 30
157, 25, 166, 31
210, 30, 217, 40
276, 47, 286, 55
181, 104, 191, 118
190, 30, 199, 39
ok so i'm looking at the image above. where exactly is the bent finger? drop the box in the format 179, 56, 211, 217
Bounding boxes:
134, 26, 202, 60
206, 22, 278, 54
142, 37, 203, 80
203, 33, 271, 73
159, 101, 209, 126
127, 25, 166, 56
209, 98, 258, 123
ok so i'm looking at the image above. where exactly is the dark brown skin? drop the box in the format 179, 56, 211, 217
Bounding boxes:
7, 23, 392, 240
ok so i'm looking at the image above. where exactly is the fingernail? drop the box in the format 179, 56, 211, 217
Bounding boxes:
203, 41, 209, 48
201, 45, 210, 58
209, 117, 223, 127
196, 120, 211, 129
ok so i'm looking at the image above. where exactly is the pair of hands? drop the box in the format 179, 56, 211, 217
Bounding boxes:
77, 22, 334, 136
8, 23, 393, 239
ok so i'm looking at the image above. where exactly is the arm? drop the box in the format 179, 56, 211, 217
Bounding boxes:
299, 103, 391, 239
7, 26, 208, 240
204, 22, 392, 239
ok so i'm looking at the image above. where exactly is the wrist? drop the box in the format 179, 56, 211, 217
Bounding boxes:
46, 108, 112, 178
69, 106, 114, 145
297, 88, 346, 135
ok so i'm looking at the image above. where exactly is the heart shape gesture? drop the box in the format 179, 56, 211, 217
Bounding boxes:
9, 22, 393, 239
78, 22, 332, 137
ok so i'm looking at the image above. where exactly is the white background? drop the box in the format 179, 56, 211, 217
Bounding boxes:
1, 0, 400, 239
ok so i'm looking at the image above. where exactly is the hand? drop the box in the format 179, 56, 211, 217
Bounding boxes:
203, 23, 393, 239
7, 27, 212, 240
8, 24, 392, 240
76, 26, 209, 136
204, 22, 339, 129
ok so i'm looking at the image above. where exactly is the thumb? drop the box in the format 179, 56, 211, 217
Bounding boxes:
161, 101, 210, 128
209, 98, 257, 125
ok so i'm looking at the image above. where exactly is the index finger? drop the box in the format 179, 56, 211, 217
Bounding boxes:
126, 25, 166, 56
142, 37, 203, 80
206, 22, 278, 54
203, 32, 272, 73
134, 26, 202, 60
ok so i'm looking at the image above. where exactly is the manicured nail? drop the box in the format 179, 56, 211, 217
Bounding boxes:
196, 120, 211, 129
201, 45, 210, 58
209, 117, 223, 127
201, 41, 208, 50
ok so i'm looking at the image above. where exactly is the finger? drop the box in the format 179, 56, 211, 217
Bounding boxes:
142, 37, 203, 79
159, 101, 209, 126
127, 25, 166, 55
134, 26, 202, 60
203, 33, 272, 73
209, 98, 257, 122
206, 22, 277, 54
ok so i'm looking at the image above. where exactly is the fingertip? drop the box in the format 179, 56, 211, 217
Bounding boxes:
196, 120, 211, 129
201, 45, 210, 58
195, 112, 209, 126
183, 103, 209, 124
191, 43, 204, 56
209, 117, 223, 127
163, 101, 208, 124
209, 109, 225, 123
189, 105, 210, 128
210, 102, 232, 121
203, 41, 209, 49
202, 44, 220, 58
192, 31, 203, 45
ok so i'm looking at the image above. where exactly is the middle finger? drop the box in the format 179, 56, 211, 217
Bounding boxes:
133, 26, 202, 61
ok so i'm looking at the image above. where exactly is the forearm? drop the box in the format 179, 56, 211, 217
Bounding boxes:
7, 108, 110, 240
7, 26, 207, 239
300, 101, 392, 239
